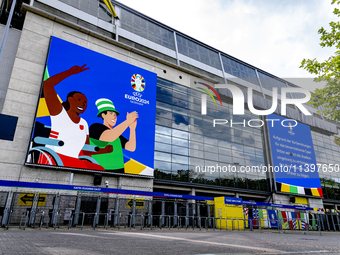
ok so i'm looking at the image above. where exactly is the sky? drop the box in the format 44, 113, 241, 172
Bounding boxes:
119, 0, 338, 90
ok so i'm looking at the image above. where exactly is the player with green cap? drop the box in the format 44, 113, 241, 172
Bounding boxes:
89, 98, 138, 172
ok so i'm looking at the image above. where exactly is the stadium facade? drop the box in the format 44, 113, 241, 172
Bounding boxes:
0, 0, 340, 229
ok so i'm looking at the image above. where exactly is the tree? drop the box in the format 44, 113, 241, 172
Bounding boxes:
300, 0, 340, 122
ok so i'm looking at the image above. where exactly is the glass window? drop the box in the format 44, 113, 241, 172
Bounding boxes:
172, 90, 188, 101
233, 157, 245, 165
192, 118, 204, 127
190, 157, 205, 166
172, 129, 189, 139
172, 145, 189, 156
172, 121, 189, 131
173, 113, 189, 125
155, 133, 171, 144
190, 125, 204, 135
156, 101, 172, 111
258, 72, 286, 92
157, 93, 173, 104
218, 155, 232, 164
176, 34, 222, 70
218, 140, 231, 149
81, 0, 98, 16
191, 97, 202, 106
157, 85, 173, 96
172, 98, 189, 108
121, 9, 176, 50
154, 78, 271, 189
190, 149, 204, 158
189, 133, 204, 143
244, 146, 255, 155
189, 141, 203, 150
156, 117, 172, 127
155, 151, 171, 162
221, 55, 259, 85
155, 125, 172, 135
171, 137, 188, 147
219, 147, 232, 156
230, 142, 243, 152
204, 136, 218, 146
172, 104, 189, 115
172, 163, 189, 171
204, 151, 218, 161
204, 144, 218, 154
154, 160, 171, 171
156, 108, 172, 119
155, 142, 171, 153
154, 169, 172, 180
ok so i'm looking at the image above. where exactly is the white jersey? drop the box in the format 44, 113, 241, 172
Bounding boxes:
47, 107, 88, 158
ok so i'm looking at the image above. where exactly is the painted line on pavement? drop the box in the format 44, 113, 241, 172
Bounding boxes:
101, 231, 283, 253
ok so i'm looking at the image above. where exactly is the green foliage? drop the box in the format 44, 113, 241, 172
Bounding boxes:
300, 0, 340, 122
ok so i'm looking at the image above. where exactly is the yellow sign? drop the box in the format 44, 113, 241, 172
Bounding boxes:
214, 197, 244, 230
126, 197, 145, 209
293, 197, 308, 205
17, 193, 47, 206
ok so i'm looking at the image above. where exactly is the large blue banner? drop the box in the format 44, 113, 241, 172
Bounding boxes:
26, 37, 157, 176
267, 114, 321, 194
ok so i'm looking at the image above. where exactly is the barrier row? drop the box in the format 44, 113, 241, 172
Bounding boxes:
3, 210, 326, 236
1, 191, 339, 234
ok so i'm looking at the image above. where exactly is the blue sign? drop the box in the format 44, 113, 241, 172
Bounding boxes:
0, 180, 213, 201
242, 200, 313, 210
26, 37, 157, 176
267, 114, 321, 191
0, 180, 316, 210
225, 197, 243, 205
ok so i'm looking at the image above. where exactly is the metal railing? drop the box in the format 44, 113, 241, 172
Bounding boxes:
1, 191, 337, 235
3, 210, 328, 235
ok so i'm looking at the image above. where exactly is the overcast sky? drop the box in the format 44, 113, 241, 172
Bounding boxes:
120, 0, 337, 90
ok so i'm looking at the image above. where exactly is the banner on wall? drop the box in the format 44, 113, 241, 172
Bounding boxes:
267, 113, 322, 197
25, 36, 157, 176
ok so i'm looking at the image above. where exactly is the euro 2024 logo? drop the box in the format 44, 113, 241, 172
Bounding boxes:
125, 74, 149, 105
131, 74, 145, 92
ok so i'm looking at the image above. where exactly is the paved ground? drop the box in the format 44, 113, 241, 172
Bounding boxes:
1, 228, 340, 255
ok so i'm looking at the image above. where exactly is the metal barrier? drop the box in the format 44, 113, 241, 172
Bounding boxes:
1, 191, 338, 234
5, 210, 12, 230
2, 210, 331, 235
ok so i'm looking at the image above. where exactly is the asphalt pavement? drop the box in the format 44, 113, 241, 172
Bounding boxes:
1, 228, 340, 255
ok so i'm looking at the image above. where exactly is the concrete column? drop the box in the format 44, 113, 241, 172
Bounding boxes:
117, 177, 122, 189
